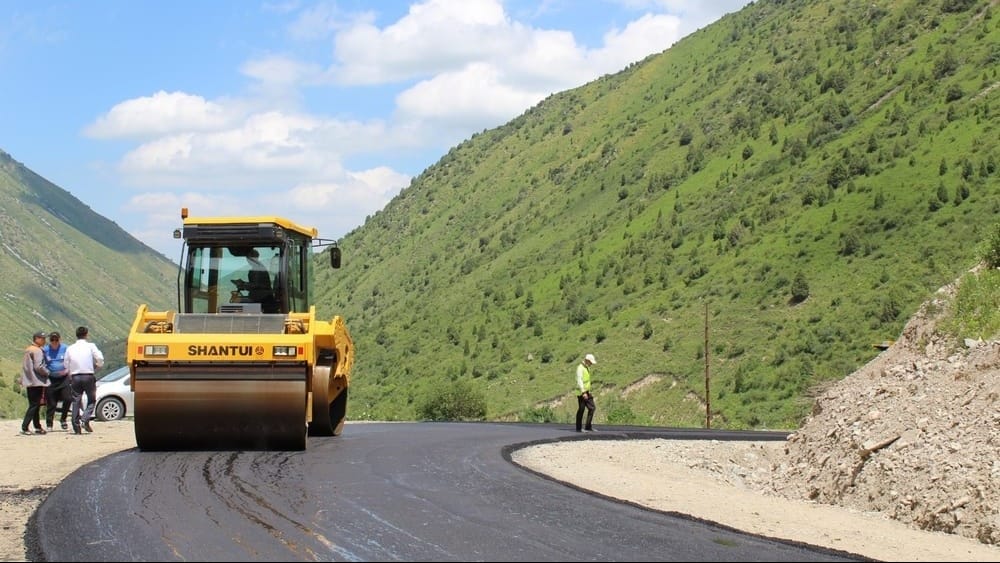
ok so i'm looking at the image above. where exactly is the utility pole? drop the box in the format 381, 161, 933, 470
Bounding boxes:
704, 301, 711, 429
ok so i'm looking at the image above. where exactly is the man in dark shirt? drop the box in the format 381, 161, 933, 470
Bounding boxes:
43, 332, 72, 431
246, 249, 278, 313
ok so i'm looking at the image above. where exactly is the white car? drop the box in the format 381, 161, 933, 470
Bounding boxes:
95, 366, 134, 421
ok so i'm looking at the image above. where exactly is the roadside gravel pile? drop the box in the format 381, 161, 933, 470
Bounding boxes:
756, 272, 1000, 546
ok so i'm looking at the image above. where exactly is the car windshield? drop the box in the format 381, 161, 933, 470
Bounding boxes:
98, 367, 129, 382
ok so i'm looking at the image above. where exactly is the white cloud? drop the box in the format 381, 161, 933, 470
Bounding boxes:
287, 1, 342, 40
284, 166, 407, 211
126, 190, 184, 215
350, 166, 411, 200
112, 116, 409, 254
112, 109, 419, 193
84, 91, 242, 139
329, 1, 688, 138
116, 111, 328, 186
331, 0, 514, 85
279, 167, 408, 240
122, 190, 218, 258
592, 13, 682, 67
87, 0, 751, 258
242, 55, 326, 88
395, 62, 542, 129
496, 27, 587, 89
624, 0, 749, 34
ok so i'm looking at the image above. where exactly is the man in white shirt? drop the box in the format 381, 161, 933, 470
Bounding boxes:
64, 326, 105, 434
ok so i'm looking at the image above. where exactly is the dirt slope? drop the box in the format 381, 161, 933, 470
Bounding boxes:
758, 271, 1000, 545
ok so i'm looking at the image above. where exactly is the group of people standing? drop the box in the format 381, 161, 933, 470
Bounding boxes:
20, 326, 105, 435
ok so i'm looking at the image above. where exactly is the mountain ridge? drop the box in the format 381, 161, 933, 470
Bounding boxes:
0, 150, 176, 416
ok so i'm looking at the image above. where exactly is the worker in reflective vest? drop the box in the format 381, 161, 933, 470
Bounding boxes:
575, 353, 597, 432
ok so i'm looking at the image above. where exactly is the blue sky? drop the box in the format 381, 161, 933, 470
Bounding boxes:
1, 0, 750, 259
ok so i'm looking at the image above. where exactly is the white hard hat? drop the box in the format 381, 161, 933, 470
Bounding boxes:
584, 353, 596, 364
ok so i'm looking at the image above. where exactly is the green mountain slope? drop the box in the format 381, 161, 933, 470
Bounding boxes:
314, 0, 1000, 429
2, 0, 996, 429
0, 150, 176, 417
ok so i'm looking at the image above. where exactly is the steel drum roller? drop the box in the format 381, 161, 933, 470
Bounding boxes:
134, 364, 308, 451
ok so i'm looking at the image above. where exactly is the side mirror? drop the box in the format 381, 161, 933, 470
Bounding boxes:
330, 246, 341, 269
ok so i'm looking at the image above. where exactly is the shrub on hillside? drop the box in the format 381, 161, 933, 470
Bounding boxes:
982, 222, 1000, 269
518, 406, 556, 423
415, 380, 487, 421
791, 272, 810, 304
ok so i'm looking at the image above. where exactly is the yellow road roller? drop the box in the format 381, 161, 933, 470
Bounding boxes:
127, 208, 354, 450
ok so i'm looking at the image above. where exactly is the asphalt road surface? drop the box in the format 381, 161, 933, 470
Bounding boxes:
32, 422, 867, 561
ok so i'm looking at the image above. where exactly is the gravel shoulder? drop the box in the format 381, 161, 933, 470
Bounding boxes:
512, 438, 1000, 562
0, 419, 137, 562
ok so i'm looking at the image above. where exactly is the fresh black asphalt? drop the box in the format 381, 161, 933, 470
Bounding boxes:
30, 422, 869, 561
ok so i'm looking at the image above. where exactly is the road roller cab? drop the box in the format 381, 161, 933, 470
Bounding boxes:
126, 208, 354, 451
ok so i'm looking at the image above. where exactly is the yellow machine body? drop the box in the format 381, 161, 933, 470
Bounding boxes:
126, 211, 353, 450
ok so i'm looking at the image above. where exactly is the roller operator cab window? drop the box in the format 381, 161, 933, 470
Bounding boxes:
185, 245, 282, 313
